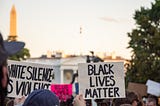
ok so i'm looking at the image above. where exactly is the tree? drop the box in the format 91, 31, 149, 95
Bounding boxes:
126, 0, 160, 84
8, 48, 30, 61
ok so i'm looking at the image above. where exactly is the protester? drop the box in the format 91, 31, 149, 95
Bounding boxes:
146, 95, 158, 106
23, 89, 59, 106
0, 33, 25, 106
127, 92, 139, 106
94, 99, 110, 106
113, 97, 131, 106
112, 91, 142, 106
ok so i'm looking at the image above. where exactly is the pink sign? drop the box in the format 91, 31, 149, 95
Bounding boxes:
50, 84, 72, 101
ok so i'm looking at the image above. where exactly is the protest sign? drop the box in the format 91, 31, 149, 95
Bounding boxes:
127, 82, 147, 97
146, 79, 160, 97
78, 62, 125, 99
50, 84, 72, 101
7, 60, 56, 98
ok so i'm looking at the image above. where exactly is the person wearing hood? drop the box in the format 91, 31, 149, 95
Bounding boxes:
0, 33, 25, 106
23, 89, 60, 106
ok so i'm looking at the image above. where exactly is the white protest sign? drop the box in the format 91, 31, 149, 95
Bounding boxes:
7, 60, 56, 98
78, 62, 125, 99
146, 79, 160, 97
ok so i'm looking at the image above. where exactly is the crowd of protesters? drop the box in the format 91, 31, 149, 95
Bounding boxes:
0, 32, 159, 106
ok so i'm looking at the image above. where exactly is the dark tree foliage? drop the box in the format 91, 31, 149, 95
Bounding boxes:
126, 0, 160, 84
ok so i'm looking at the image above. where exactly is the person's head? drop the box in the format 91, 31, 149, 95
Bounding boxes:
127, 92, 139, 106
120, 104, 132, 106
0, 32, 25, 105
147, 95, 158, 106
113, 91, 130, 106
94, 99, 109, 106
23, 89, 60, 106
0, 32, 25, 89
113, 98, 131, 106
147, 101, 156, 106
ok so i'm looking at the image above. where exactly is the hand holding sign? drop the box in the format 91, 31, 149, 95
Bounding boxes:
73, 94, 86, 106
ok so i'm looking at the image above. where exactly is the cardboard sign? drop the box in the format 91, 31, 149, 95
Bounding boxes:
7, 60, 55, 98
78, 62, 125, 99
127, 82, 147, 97
146, 80, 160, 97
50, 84, 72, 101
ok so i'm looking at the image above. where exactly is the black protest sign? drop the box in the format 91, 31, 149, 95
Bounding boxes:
78, 62, 125, 99
7, 60, 55, 98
